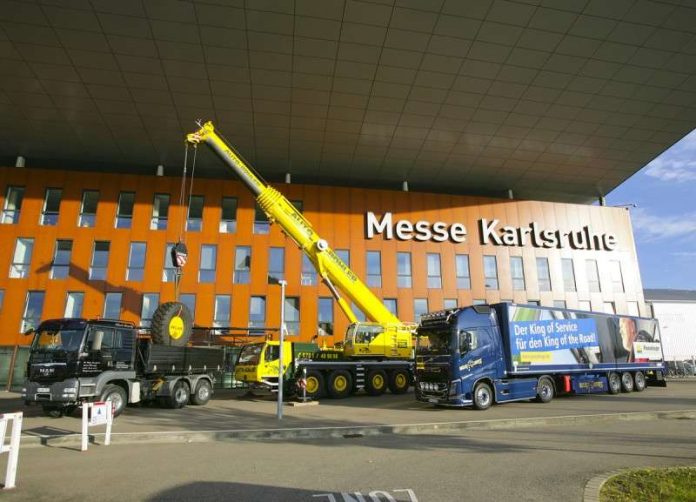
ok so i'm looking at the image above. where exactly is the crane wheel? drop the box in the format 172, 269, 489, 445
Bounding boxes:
365, 369, 387, 396
388, 369, 410, 394
150, 302, 193, 346
327, 370, 353, 399
304, 370, 325, 399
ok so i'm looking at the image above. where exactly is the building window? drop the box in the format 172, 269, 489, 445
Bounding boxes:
455, 254, 470, 289
51, 240, 72, 279
318, 297, 333, 336
603, 301, 615, 314
78, 190, 99, 227
64, 292, 84, 318
180, 294, 196, 317
220, 197, 237, 233
336, 249, 350, 266
234, 246, 251, 284
397, 252, 412, 288
249, 296, 266, 329
384, 298, 398, 316
367, 251, 382, 288
627, 301, 639, 317
187, 195, 204, 231
414, 298, 428, 323
526, 300, 540, 306
150, 193, 170, 230
302, 254, 317, 286
285, 297, 300, 336
214, 295, 231, 328
473, 299, 486, 305
253, 204, 270, 234
88, 241, 110, 281
0, 289, 4, 312
40, 188, 62, 226
115, 192, 135, 229
103, 292, 122, 319
10, 238, 33, 278
483, 255, 499, 290
553, 300, 566, 309
199, 244, 217, 283
578, 300, 591, 311
2, 186, 24, 224
510, 256, 525, 291
163, 243, 177, 282
21, 291, 45, 332
536, 257, 551, 292
444, 298, 458, 309
586, 259, 600, 293
140, 293, 159, 328
126, 242, 146, 281
609, 260, 624, 293
561, 258, 576, 292
427, 253, 442, 289
351, 302, 367, 322
268, 247, 285, 282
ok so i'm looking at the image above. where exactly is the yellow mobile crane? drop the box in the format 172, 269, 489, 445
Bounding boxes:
186, 121, 415, 398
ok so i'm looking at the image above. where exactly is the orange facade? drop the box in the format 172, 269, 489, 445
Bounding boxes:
0, 166, 646, 346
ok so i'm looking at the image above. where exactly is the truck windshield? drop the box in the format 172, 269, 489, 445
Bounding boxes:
415, 330, 451, 356
32, 329, 84, 353
237, 343, 263, 365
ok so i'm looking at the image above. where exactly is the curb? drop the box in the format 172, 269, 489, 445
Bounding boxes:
583, 469, 624, 502
18, 408, 696, 449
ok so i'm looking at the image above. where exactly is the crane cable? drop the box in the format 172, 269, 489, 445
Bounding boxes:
172, 142, 198, 301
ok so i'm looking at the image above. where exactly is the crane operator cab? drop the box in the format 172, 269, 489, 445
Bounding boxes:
343, 322, 414, 359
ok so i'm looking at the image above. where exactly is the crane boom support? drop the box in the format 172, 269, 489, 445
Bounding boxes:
187, 121, 401, 327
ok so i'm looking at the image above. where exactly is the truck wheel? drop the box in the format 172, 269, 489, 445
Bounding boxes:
607, 372, 621, 394
101, 384, 127, 417
150, 302, 193, 346
620, 372, 634, 392
327, 370, 353, 399
388, 369, 410, 394
191, 379, 212, 406
365, 369, 387, 396
168, 380, 190, 409
42, 405, 63, 418
304, 370, 325, 399
473, 382, 493, 410
633, 371, 646, 392
535, 377, 555, 403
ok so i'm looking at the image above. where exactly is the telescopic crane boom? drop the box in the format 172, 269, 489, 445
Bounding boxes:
187, 121, 413, 358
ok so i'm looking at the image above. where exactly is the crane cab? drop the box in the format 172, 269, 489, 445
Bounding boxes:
343, 322, 414, 359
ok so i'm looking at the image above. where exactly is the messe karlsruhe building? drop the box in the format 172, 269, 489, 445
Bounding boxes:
1, 0, 696, 347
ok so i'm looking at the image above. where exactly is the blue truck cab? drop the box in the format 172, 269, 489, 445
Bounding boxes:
414, 303, 666, 409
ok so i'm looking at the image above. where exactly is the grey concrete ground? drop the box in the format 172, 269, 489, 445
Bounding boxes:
2, 417, 695, 501
2, 380, 695, 446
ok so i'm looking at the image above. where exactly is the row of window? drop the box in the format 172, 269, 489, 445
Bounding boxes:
8, 236, 626, 294
1, 186, 301, 234
11, 287, 640, 335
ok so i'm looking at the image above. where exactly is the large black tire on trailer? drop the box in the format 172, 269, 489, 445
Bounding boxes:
150, 302, 193, 346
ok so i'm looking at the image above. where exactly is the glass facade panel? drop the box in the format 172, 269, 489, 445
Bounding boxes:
510, 256, 525, 290
253, 204, 269, 234
562, 258, 576, 292
220, 197, 237, 233
180, 294, 196, 317
383, 298, 397, 316
51, 240, 72, 279
115, 192, 135, 229
397, 252, 412, 288
336, 249, 350, 266
318, 297, 333, 336
10, 238, 33, 278
150, 193, 170, 230
140, 293, 159, 327
413, 298, 428, 323
610, 260, 624, 293
536, 257, 551, 292
127, 242, 146, 281
455, 254, 470, 289
367, 251, 382, 287
578, 300, 591, 311
21, 291, 45, 332
163, 243, 177, 282
78, 190, 99, 227
301, 255, 317, 286
2, 186, 24, 224
41, 188, 62, 225
285, 297, 300, 336
234, 246, 251, 284
586, 259, 600, 293
249, 296, 266, 329
103, 292, 122, 319
427, 253, 442, 289
214, 295, 231, 328
444, 298, 457, 309
199, 244, 217, 283
64, 292, 84, 317
187, 195, 204, 231
268, 247, 285, 282
483, 255, 498, 290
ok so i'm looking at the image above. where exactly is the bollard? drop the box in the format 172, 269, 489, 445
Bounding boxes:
1, 412, 23, 490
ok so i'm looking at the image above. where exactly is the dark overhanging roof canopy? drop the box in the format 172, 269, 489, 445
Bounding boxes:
1, 0, 695, 203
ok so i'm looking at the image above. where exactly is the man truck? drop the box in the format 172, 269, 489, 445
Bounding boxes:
415, 303, 666, 409
184, 121, 416, 399
23, 317, 225, 417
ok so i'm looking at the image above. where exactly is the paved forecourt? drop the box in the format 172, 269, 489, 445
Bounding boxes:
2, 380, 695, 447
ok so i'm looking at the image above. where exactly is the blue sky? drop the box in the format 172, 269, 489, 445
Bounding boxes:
607, 129, 696, 290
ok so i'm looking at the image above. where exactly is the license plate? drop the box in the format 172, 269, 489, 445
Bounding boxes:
37, 387, 50, 393
428, 398, 439, 404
